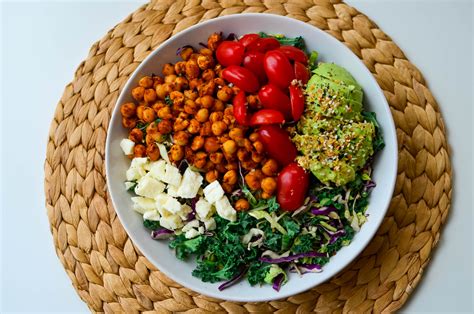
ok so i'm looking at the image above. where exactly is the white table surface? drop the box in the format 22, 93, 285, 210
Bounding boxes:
1, 0, 472, 312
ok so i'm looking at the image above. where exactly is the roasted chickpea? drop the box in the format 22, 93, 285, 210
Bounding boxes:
135, 105, 145, 120
169, 144, 184, 162
142, 107, 156, 123
129, 128, 144, 143
189, 78, 202, 90
132, 86, 145, 101
180, 47, 194, 61
184, 90, 198, 100
209, 111, 224, 123
173, 131, 189, 146
146, 143, 161, 161
143, 88, 157, 103
241, 160, 258, 170
174, 61, 187, 75
164, 74, 177, 84
189, 53, 200, 61
152, 75, 164, 88
223, 106, 233, 116
214, 77, 225, 86
217, 86, 233, 102
253, 141, 265, 154
191, 136, 205, 151
187, 119, 200, 134
152, 101, 166, 114
237, 148, 250, 162
262, 159, 278, 176
184, 99, 198, 114
205, 170, 219, 183
234, 136, 246, 147
261, 177, 277, 194
245, 171, 261, 191
155, 83, 173, 99
199, 81, 216, 97
247, 94, 260, 110
194, 151, 207, 169
157, 120, 172, 134
222, 139, 237, 155
197, 55, 212, 70
251, 151, 264, 163
201, 69, 215, 82
222, 183, 234, 194
199, 47, 213, 56
211, 121, 227, 136
138, 76, 154, 88
185, 60, 200, 79
120, 102, 137, 118
175, 77, 189, 91
170, 91, 185, 106
133, 144, 146, 157
214, 99, 225, 112
226, 162, 238, 171
196, 108, 209, 123
223, 170, 238, 185
235, 199, 250, 211
261, 191, 272, 199
223, 115, 235, 126
162, 63, 175, 76
200, 95, 215, 109
200, 121, 212, 136
157, 106, 173, 120
209, 152, 224, 164
207, 32, 222, 51
145, 133, 157, 145
173, 118, 190, 132
185, 147, 194, 163
229, 128, 244, 140
204, 137, 220, 153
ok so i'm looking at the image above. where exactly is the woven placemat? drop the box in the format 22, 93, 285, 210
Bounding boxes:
44, 0, 452, 312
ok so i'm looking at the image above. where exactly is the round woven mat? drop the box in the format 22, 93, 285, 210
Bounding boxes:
44, 0, 452, 312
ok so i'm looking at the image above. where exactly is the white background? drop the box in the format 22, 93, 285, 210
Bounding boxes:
0, 0, 472, 312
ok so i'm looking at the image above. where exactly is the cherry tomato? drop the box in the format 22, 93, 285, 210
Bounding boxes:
263, 50, 295, 89
294, 61, 310, 84
258, 125, 297, 166
250, 109, 285, 126
258, 84, 292, 119
233, 90, 250, 126
216, 41, 245, 67
277, 162, 309, 211
289, 85, 305, 121
222, 65, 260, 93
277, 46, 308, 65
246, 37, 280, 53
242, 52, 267, 84
239, 33, 260, 48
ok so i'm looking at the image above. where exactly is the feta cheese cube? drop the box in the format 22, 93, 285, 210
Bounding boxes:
178, 204, 193, 221
182, 220, 200, 232
203, 181, 225, 204
148, 160, 167, 181
185, 228, 200, 239
167, 185, 178, 197
143, 210, 161, 221
134, 175, 165, 198
203, 217, 216, 231
198, 226, 205, 234
195, 198, 214, 221
163, 196, 181, 214
177, 168, 203, 198
126, 167, 142, 181
155, 194, 171, 217
159, 215, 183, 230
215, 196, 236, 222
162, 164, 182, 187
131, 157, 149, 170
120, 138, 135, 155
131, 197, 156, 215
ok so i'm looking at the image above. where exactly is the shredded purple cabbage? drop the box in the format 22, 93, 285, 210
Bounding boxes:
218, 268, 247, 291
311, 206, 337, 216
259, 251, 327, 264
272, 273, 285, 291
364, 180, 376, 191
290, 263, 322, 274
328, 230, 346, 244
151, 229, 174, 240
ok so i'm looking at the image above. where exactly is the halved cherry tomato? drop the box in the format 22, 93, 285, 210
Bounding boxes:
277, 46, 308, 65
242, 52, 267, 84
277, 162, 309, 211
289, 85, 305, 121
216, 41, 245, 67
258, 84, 292, 120
246, 37, 280, 53
250, 109, 285, 126
239, 33, 260, 48
233, 90, 250, 126
258, 125, 297, 166
263, 50, 295, 89
294, 61, 310, 84
222, 65, 260, 93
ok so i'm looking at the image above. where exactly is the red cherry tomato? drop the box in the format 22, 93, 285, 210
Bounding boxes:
277, 46, 308, 65
239, 33, 260, 48
233, 90, 250, 126
294, 61, 310, 84
222, 65, 260, 93
246, 37, 280, 53
258, 125, 297, 166
277, 162, 309, 211
216, 41, 245, 67
242, 52, 267, 84
258, 84, 292, 119
263, 50, 295, 89
250, 109, 285, 126
289, 85, 305, 121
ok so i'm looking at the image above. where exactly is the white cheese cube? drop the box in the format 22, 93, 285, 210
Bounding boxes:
178, 204, 193, 221
177, 168, 203, 199
143, 210, 161, 221
182, 220, 200, 232
215, 196, 236, 222
120, 139, 135, 155
134, 175, 165, 199
148, 160, 167, 181
126, 167, 141, 181
124, 181, 135, 190
185, 228, 200, 239
160, 215, 183, 230
155, 194, 171, 217
167, 185, 179, 197
131, 157, 149, 170
162, 164, 182, 187
203, 218, 216, 231
163, 196, 181, 214
195, 198, 214, 221
203, 181, 225, 204
131, 197, 156, 215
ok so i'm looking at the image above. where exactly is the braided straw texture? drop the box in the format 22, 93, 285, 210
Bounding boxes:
44, 0, 451, 312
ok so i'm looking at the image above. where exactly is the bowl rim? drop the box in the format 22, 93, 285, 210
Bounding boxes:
105, 12, 398, 302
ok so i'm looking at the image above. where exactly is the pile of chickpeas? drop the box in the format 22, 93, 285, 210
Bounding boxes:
120, 33, 281, 210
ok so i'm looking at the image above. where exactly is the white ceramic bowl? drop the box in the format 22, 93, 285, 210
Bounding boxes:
106, 13, 398, 302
